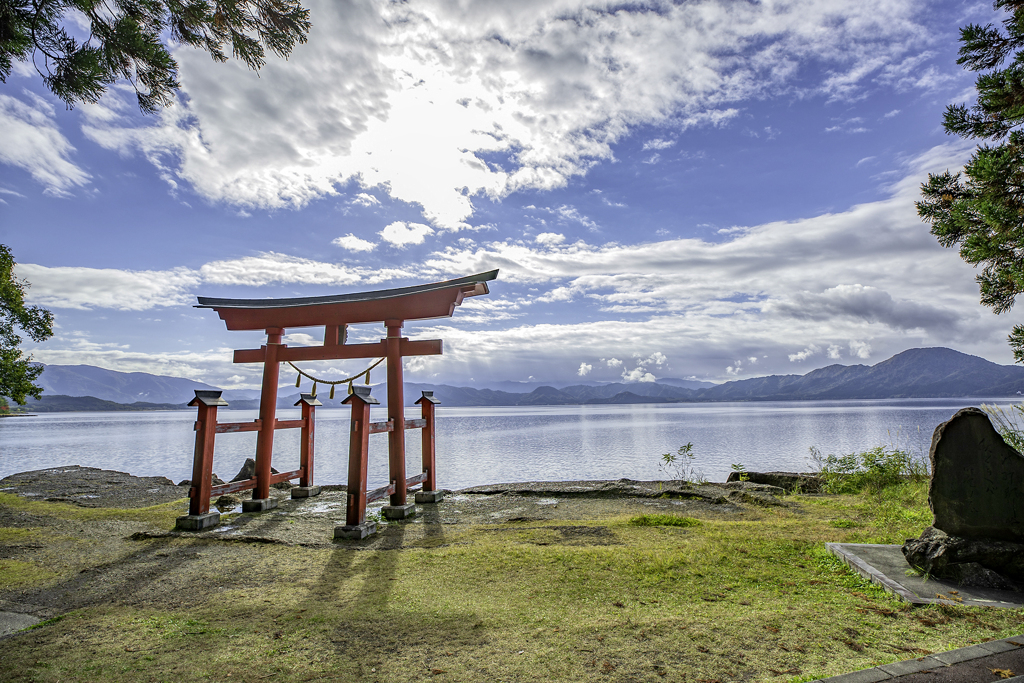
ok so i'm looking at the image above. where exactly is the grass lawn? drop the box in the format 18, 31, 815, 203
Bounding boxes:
0, 482, 1022, 682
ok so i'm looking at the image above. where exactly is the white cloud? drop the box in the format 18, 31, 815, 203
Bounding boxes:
16, 263, 199, 310
70, 0, 934, 227
788, 344, 820, 362
379, 221, 435, 247
622, 367, 656, 383
577, 362, 592, 376
642, 138, 675, 151
606, 358, 623, 368
535, 232, 566, 246
333, 233, 376, 252
0, 93, 90, 195
827, 344, 842, 360
351, 192, 380, 207
200, 253, 362, 286
849, 340, 872, 359
555, 205, 598, 231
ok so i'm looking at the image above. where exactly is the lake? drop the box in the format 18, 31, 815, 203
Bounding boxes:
0, 398, 1017, 490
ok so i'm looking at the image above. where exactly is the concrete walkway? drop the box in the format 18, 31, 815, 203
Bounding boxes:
813, 634, 1024, 682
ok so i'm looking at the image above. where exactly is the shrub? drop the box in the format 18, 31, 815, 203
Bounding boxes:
809, 445, 928, 494
629, 514, 702, 527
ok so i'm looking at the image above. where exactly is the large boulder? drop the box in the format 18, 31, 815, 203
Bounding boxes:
926, 407, 1024, 542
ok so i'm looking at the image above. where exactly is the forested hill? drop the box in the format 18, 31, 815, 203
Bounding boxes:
692, 347, 1024, 402
19, 347, 1024, 411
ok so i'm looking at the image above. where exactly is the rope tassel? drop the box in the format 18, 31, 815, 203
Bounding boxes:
295, 373, 302, 388
311, 382, 317, 397
329, 383, 336, 400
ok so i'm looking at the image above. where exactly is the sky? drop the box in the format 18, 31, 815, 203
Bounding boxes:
2, 0, 1022, 391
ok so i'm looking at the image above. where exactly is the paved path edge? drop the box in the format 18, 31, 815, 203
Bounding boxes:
810, 634, 1024, 682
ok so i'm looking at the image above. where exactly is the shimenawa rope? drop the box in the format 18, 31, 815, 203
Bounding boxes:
288, 358, 385, 399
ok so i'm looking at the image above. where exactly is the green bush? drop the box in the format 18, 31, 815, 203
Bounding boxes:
809, 445, 928, 494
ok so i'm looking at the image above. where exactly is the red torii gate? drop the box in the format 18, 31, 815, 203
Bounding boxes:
177, 270, 497, 531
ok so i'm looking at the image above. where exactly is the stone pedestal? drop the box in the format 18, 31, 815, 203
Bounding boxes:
291, 486, 321, 499
415, 490, 443, 504
383, 503, 416, 520
175, 511, 220, 531
242, 497, 278, 513
334, 521, 377, 540
903, 526, 1024, 588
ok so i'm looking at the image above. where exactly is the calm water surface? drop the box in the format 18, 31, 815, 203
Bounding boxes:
0, 399, 1015, 489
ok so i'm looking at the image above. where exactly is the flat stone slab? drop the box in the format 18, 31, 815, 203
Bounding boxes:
0, 611, 40, 637
827, 543, 1024, 608
0, 465, 185, 508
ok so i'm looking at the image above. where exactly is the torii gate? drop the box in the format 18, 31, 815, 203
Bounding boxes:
184, 270, 497, 527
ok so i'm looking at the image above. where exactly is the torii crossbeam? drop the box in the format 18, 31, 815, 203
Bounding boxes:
195, 270, 498, 515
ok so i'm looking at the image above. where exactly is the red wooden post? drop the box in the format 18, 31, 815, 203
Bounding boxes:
189, 402, 217, 515
416, 391, 439, 492
178, 391, 228, 529
294, 393, 321, 490
385, 320, 410, 513
340, 386, 378, 532
253, 327, 284, 503
300, 399, 314, 487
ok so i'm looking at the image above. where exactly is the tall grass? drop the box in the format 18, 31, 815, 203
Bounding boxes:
981, 403, 1024, 452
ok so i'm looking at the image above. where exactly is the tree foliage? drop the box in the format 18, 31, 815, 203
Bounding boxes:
0, 245, 53, 404
917, 1, 1024, 361
0, 0, 310, 114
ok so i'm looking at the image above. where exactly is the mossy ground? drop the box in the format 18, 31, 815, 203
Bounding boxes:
1, 482, 1021, 683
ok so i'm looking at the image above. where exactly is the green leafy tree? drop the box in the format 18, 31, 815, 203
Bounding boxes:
0, 0, 311, 114
917, 0, 1024, 361
1, 245, 53, 404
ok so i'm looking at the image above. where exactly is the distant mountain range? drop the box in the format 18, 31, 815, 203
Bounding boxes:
18, 347, 1024, 412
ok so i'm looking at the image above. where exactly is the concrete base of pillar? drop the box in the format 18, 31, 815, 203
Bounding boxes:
334, 521, 378, 540
382, 503, 416, 520
415, 490, 443, 504
291, 486, 321, 499
175, 511, 220, 531
242, 497, 278, 513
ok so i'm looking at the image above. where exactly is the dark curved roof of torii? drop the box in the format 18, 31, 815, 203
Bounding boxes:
195, 270, 498, 331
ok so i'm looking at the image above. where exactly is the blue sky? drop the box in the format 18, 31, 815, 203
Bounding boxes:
2, 0, 1020, 390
